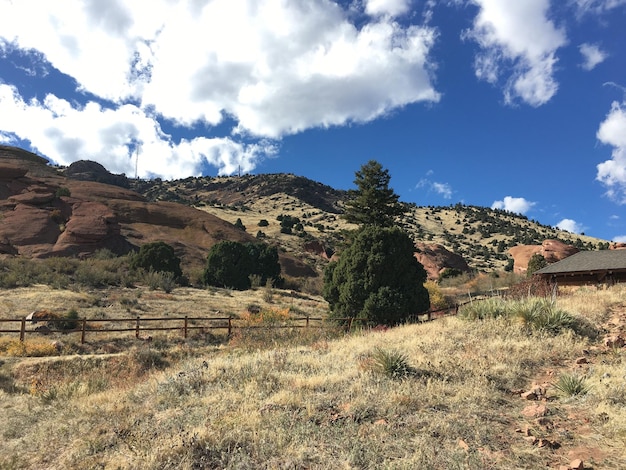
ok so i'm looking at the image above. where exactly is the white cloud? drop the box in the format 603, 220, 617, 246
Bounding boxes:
365, 0, 412, 17
416, 177, 453, 199
596, 101, 626, 203
465, 0, 567, 106
571, 0, 626, 15
555, 218, 584, 233
491, 196, 536, 214
613, 235, 626, 243
0, 0, 439, 142
579, 43, 607, 70
0, 84, 276, 179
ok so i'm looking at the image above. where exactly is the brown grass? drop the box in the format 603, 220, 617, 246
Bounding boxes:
0, 285, 625, 469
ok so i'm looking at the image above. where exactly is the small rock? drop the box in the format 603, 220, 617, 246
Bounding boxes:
521, 404, 548, 418
575, 357, 588, 365
458, 439, 469, 451
570, 459, 584, 470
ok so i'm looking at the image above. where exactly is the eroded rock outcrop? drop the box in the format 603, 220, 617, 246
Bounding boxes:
508, 239, 579, 275
414, 242, 471, 281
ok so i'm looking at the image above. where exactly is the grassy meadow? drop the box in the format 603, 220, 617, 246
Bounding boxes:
0, 283, 625, 469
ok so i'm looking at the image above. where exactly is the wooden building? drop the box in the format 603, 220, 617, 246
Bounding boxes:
534, 249, 626, 287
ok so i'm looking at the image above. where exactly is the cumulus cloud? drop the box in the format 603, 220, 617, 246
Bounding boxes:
0, 1, 440, 178
596, 101, 626, 203
491, 196, 535, 214
365, 0, 412, 17
579, 43, 607, 70
556, 218, 585, 233
465, 0, 567, 106
0, 84, 276, 179
613, 235, 626, 242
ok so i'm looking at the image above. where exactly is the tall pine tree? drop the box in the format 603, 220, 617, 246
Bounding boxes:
343, 160, 406, 227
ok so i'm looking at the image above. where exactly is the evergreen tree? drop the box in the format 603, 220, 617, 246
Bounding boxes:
527, 253, 548, 276
323, 226, 429, 326
343, 160, 405, 227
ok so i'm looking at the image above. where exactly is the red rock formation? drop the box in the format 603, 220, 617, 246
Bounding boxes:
508, 239, 579, 275
414, 242, 471, 281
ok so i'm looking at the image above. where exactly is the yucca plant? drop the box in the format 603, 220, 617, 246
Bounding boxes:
368, 347, 415, 379
553, 373, 591, 397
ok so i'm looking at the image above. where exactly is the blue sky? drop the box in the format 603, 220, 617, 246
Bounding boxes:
1, 1, 625, 242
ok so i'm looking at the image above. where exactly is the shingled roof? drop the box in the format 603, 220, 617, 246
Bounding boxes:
535, 249, 626, 275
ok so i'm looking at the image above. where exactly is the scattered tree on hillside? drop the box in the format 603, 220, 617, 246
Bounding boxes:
343, 160, 406, 227
323, 226, 429, 326
234, 218, 246, 231
203, 241, 282, 290
130, 241, 182, 279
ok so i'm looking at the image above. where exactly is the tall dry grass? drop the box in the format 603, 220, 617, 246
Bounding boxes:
0, 285, 624, 469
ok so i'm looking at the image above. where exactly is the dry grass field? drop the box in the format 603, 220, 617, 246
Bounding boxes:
0, 284, 625, 469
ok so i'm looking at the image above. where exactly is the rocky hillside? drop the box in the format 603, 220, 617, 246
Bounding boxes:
126, 172, 609, 274
0, 146, 314, 279
1, 145, 610, 281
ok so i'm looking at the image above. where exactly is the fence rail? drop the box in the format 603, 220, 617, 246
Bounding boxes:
0, 304, 461, 344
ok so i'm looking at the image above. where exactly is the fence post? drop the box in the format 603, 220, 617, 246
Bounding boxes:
227, 316, 232, 337
183, 316, 188, 339
20, 318, 26, 342
81, 318, 87, 344
306, 315, 309, 329
347, 317, 353, 333
135, 316, 140, 339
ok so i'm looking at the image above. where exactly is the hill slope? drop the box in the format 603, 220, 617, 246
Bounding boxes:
128, 174, 608, 273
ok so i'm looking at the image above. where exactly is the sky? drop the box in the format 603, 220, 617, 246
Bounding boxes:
0, 1, 625, 242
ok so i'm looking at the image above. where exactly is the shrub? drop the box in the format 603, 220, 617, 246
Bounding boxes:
130, 241, 182, 279
203, 241, 282, 290
234, 218, 246, 231
55, 186, 71, 198
56, 308, 79, 331
144, 270, 176, 293
459, 297, 510, 320
425, 280, 449, 310
258, 219, 269, 227
129, 347, 168, 373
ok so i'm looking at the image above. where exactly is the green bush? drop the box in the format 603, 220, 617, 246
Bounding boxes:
57, 309, 79, 331
203, 241, 282, 290
130, 241, 182, 279
55, 186, 71, 198
323, 226, 429, 326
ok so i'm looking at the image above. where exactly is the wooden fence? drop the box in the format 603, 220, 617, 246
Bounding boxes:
0, 304, 461, 345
